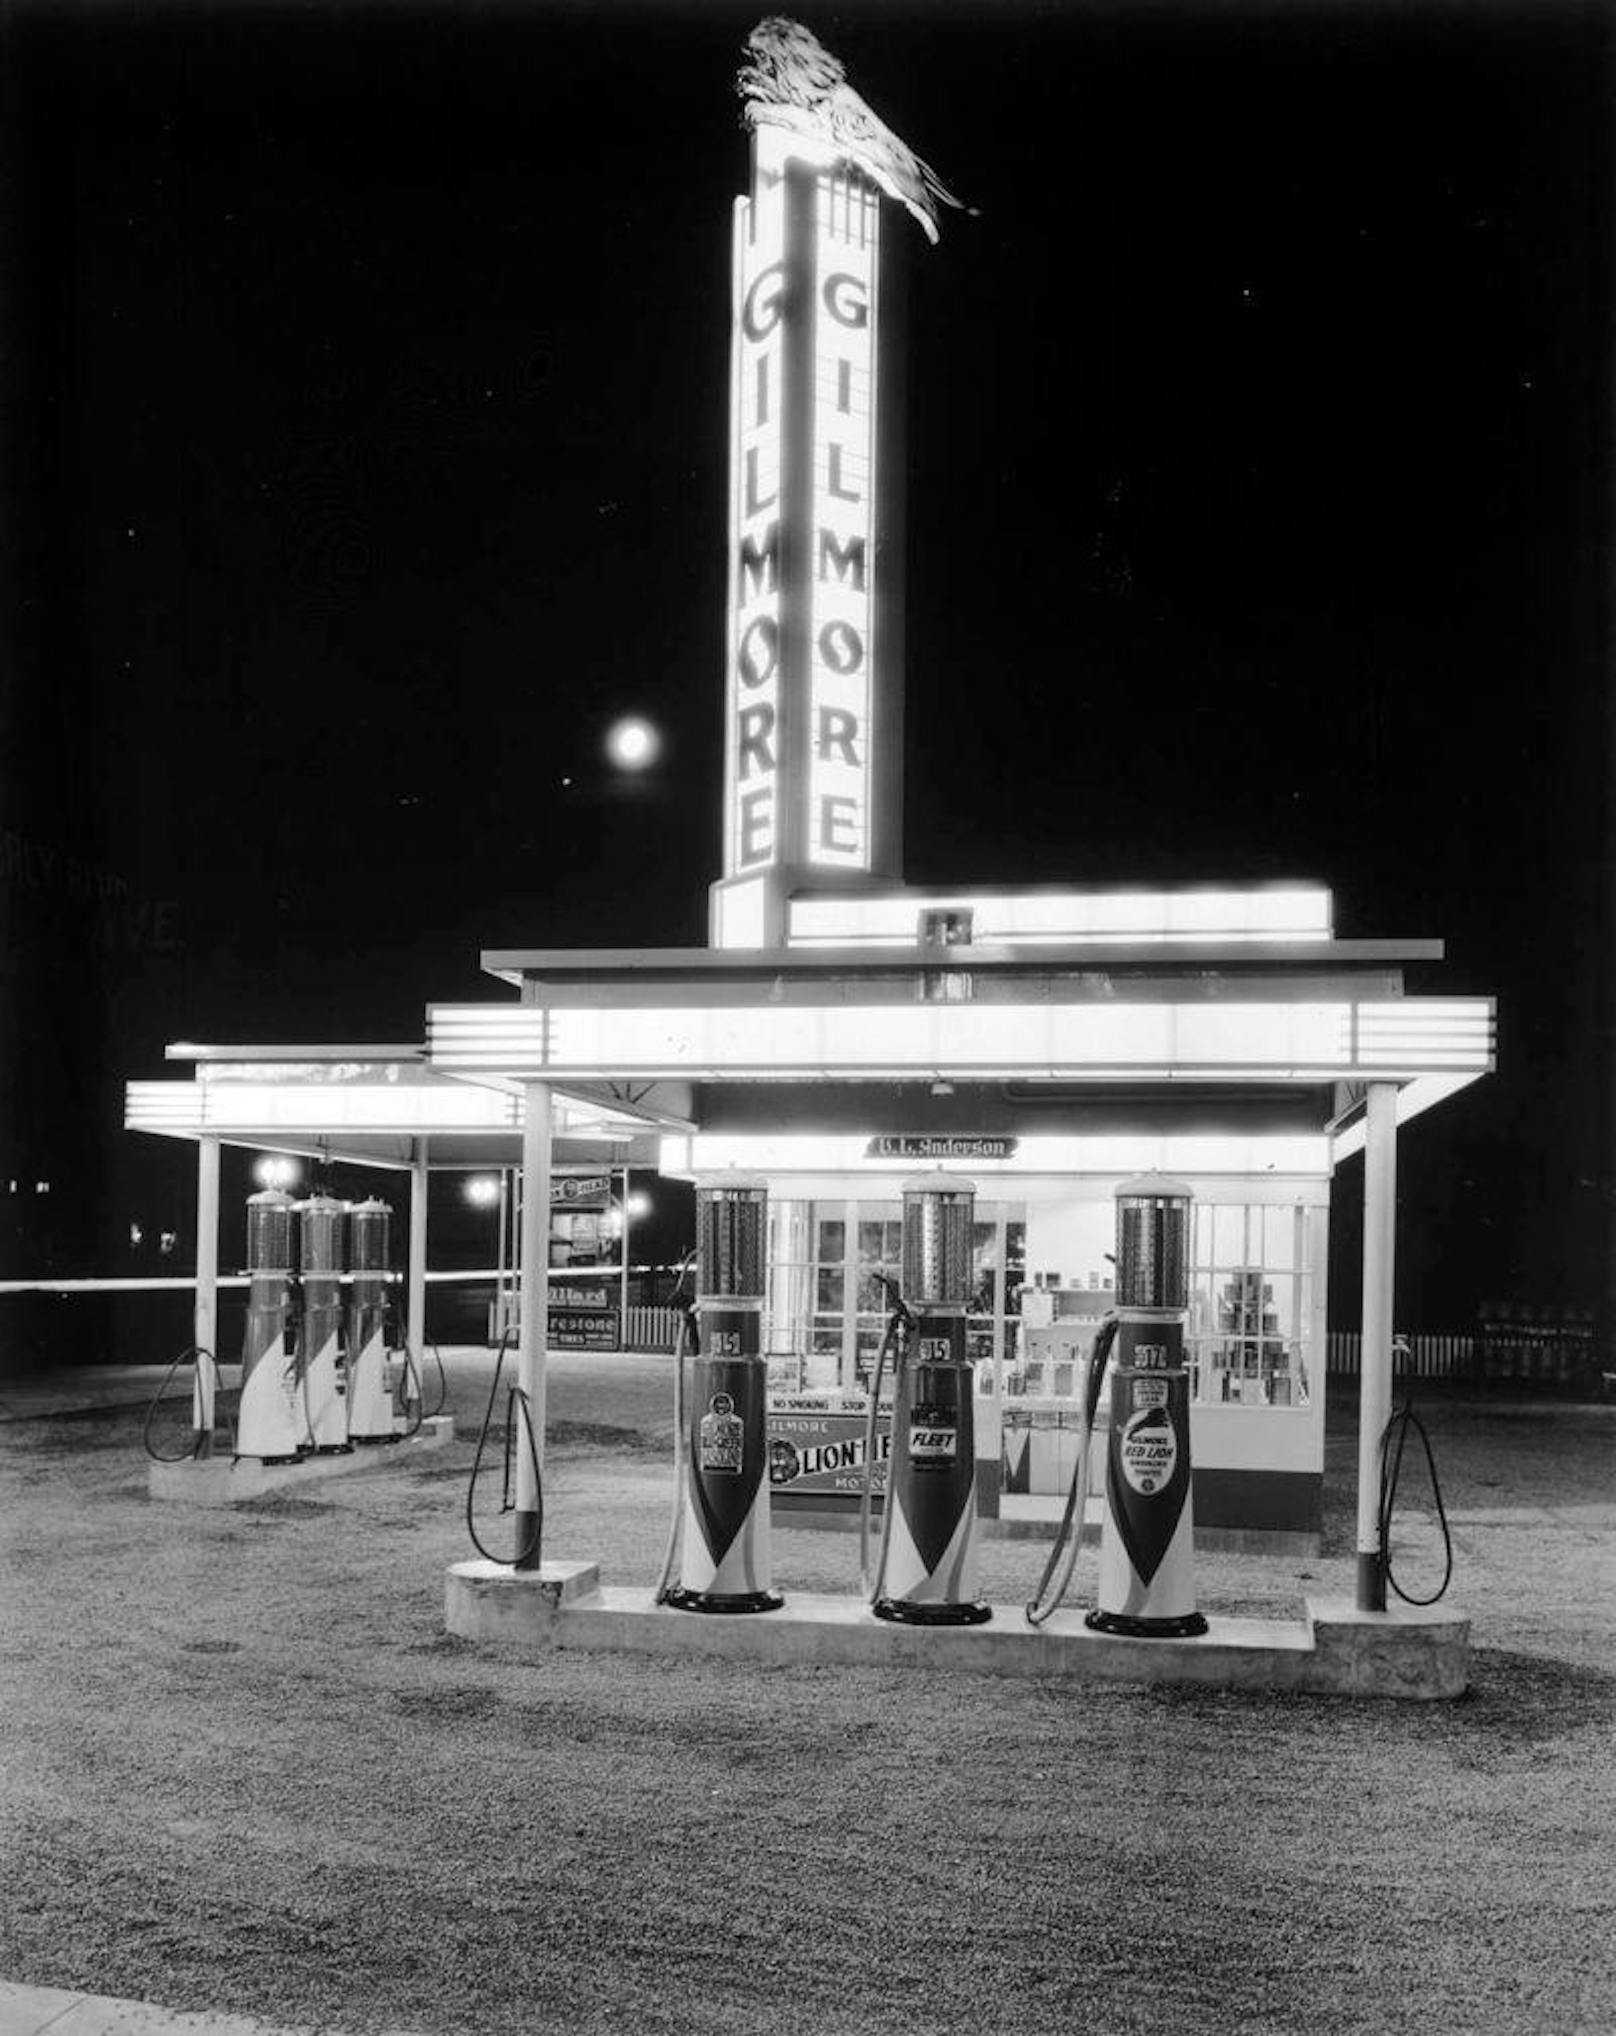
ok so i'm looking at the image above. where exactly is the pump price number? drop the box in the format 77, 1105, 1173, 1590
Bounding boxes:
1128, 1342, 1171, 1372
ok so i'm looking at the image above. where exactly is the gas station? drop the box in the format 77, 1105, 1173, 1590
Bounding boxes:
124, 21, 1490, 1695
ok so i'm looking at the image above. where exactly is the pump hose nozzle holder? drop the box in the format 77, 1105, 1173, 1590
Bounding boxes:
1376, 1363, 1454, 1607
652, 1250, 700, 1607
464, 1328, 543, 1568
652, 1296, 700, 1605
385, 1296, 447, 1440
859, 1290, 913, 1602
1024, 1315, 1115, 1626
142, 1345, 229, 1463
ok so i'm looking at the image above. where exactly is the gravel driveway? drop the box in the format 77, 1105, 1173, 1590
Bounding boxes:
1, 1351, 1611, 2036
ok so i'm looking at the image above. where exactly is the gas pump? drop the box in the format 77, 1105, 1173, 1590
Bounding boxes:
869, 1178, 989, 1626
346, 1198, 396, 1445
236, 1188, 305, 1464
1086, 1175, 1206, 1638
657, 1180, 783, 1614
298, 1195, 352, 1455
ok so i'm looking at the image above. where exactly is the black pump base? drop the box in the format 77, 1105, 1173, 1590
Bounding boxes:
663, 1587, 784, 1616
1085, 1608, 1209, 1639
873, 1598, 992, 1627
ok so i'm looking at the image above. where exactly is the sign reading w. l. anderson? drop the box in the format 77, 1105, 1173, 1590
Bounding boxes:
863, 1136, 1019, 1161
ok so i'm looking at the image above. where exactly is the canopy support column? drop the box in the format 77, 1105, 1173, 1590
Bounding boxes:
514, 1082, 552, 1570
1356, 1081, 1398, 1611
407, 1140, 429, 1415
192, 1136, 221, 1456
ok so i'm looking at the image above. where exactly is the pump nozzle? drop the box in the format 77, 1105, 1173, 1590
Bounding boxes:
1024, 1313, 1117, 1628
871, 1270, 915, 1331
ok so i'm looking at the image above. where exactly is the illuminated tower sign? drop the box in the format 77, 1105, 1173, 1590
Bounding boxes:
711, 18, 969, 950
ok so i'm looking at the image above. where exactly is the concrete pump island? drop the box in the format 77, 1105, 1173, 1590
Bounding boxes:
127, 19, 1490, 1700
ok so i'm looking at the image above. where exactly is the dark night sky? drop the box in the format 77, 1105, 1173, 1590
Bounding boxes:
0, 0, 1609, 1326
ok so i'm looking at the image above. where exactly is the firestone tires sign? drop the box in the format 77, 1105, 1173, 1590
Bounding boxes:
549, 1307, 619, 1352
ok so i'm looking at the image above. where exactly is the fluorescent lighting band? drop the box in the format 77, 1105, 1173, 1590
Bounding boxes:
786, 887, 1335, 945
128, 1080, 526, 1134
426, 997, 1493, 1081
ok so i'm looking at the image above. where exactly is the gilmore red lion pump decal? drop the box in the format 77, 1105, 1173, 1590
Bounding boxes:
660, 1180, 784, 1616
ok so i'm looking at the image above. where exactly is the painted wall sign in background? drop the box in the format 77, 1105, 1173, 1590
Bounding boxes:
549, 1307, 620, 1352
767, 1400, 891, 1503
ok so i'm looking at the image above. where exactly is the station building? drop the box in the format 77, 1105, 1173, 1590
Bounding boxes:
126, 91, 1493, 1553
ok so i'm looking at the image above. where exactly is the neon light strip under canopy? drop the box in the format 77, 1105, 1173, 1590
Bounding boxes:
786, 886, 1334, 946
125, 1081, 525, 1135
428, 997, 1494, 1082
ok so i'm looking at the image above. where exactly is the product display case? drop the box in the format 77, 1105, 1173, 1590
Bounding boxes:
1200, 1267, 1302, 1405
1187, 1209, 1314, 1410
998, 1282, 1114, 1498
1005, 1281, 1114, 1400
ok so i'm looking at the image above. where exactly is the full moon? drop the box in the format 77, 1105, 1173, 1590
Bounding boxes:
605, 717, 660, 770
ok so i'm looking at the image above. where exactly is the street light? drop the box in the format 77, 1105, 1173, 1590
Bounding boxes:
464, 1173, 509, 1339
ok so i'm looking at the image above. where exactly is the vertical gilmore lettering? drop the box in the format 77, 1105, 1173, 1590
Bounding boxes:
728, 144, 879, 878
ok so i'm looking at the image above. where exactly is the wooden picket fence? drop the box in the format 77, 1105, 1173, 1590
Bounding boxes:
1327, 1332, 1475, 1381
622, 1305, 682, 1352
1328, 1322, 1599, 1390
619, 1310, 1603, 1389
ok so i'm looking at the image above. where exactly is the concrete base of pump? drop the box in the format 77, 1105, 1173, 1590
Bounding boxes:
443, 1563, 1469, 1700
149, 1416, 454, 1503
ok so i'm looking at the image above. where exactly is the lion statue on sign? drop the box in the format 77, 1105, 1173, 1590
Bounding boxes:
737, 16, 973, 245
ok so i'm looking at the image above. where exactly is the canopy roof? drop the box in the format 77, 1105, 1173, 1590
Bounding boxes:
124, 1043, 686, 1172
125, 895, 1494, 1176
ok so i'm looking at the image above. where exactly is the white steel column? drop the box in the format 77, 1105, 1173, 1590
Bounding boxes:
192, 1136, 221, 1456
514, 1082, 552, 1569
407, 1140, 429, 1408
495, 1168, 510, 1340
619, 1166, 630, 1328
1356, 1081, 1398, 1610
